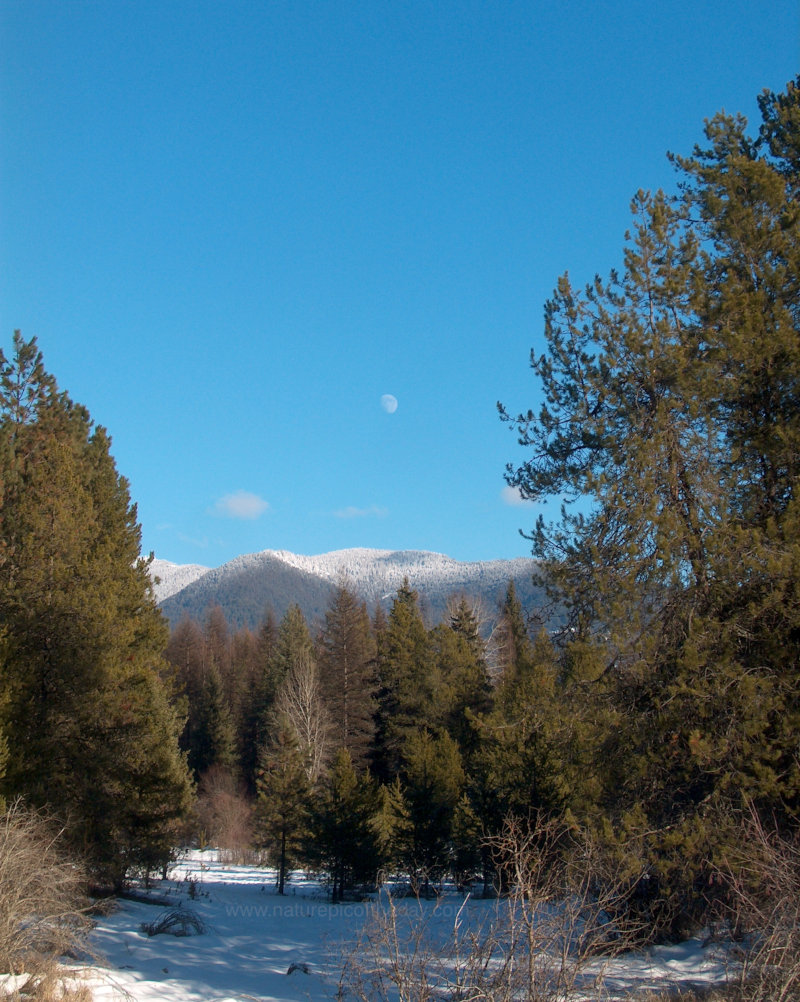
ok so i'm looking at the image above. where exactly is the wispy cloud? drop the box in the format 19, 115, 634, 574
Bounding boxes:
334, 505, 389, 519
177, 531, 211, 548
211, 490, 270, 520
501, 485, 533, 506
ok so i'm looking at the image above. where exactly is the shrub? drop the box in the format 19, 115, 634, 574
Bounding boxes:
0, 801, 93, 996
712, 806, 800, 1002
338, 815, 645, 1002
192, 765, 253, 853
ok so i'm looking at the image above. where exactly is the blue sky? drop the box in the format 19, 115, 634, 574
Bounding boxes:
2, 1, 798, 568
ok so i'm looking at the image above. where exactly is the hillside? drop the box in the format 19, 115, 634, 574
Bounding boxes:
152, 548, 552, 630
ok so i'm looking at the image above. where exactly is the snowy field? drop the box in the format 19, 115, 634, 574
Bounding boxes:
65, 851, 735, 1001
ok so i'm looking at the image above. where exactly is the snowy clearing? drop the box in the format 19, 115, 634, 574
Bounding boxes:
55, 851, 735, 1001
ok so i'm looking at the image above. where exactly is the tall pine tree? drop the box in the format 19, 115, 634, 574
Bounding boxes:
500, 77, 800, 934
0, 333, 192, 884
373, 580, 432, 780
317, 581, 377, 770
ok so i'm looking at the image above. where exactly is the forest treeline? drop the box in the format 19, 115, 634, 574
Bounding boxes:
0, 76, 798, 942
164, 579, 555, 902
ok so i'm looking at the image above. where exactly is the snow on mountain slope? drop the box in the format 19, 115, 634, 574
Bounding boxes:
151, 547, 545, 630
149, 558, 211, 603
153, 547, 536, 605
264, 547, 536, 602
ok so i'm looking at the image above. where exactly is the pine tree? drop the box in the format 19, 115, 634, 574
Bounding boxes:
400, 729, 465, 888
241, 608, 280, 790
194, 660, 238, 777
500, 78, 800, 933
492, 581, 535, 682
371, 777, 412, 874
270, 604, 315, 683
306, 748, 382, 900
431, 597, 491, 752
373, 580, 432, 780
166, 615, 237, 779
233, 620, 272, 793
0, 333, 192, 883
94, 663, 194, 880
255, 721, 311, 894
317, 582, 377, 770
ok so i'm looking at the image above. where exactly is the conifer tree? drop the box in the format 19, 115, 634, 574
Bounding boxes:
194, 660, 238, 777
236, 618, 275, 792
256, 721, 311, 894
371, 776, 412, 873
373, 580, 432, 780
306, 748, 382, 900
500, 77, 800, 933
0, 333, 192, 883
493, 581, 535, 682
317, 582, 377, 770
431, 597, 491, 753
166, 615, 237, 779
271, 604, 315, 677
205, 605, 232, 697
400, 729, 465, 887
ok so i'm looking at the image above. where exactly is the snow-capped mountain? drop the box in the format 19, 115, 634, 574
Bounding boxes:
151, 547, 549, 630
149, 559, 210, 602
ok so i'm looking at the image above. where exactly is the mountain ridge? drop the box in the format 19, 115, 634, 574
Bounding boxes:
151, 547, 549, 630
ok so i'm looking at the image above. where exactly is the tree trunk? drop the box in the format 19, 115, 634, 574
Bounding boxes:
278, 827, 286, 895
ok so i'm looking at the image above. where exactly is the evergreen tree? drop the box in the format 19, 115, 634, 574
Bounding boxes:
255, 720, 311, 894
430, 597, 491, 752
371, 776, 412, 874
258, 607, 279, 664
400, 729, 465, 888
234, 619, 273, 793
481, 629, 601, 822
500, 78, 800, 933
493, 581, 535, 682
317, 582, 377, 770
0, 333, 192, 883
166, 615, 237, 779
95, 663, 195, 881
450, 791, 484, 889
194, 659, 238, 777
270, 604, 315, 684
306, 748, 382, 900
205, 605, 232, 699
373, 580, 432, 780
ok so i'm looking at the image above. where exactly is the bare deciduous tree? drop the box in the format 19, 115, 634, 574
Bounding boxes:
192, 765, 254, 858
275, 650, 332, 783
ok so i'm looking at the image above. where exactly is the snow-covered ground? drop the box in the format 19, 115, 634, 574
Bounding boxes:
60, 851, 736, 1002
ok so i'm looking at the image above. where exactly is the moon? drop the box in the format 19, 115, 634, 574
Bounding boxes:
380, 393, 398, 414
